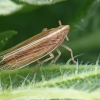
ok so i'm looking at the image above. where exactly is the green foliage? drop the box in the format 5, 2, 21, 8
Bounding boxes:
0, 64, 100, 99
0, 30, 17, 51
0, 0, 23, 15
12, 0, 64, 5
0, 0, 100, 99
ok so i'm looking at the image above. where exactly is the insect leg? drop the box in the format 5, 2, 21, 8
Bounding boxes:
37, 53, 54, 66
53, 48, 61, 64
61, 44, 77, 64
31, 53, 54, 73
36, 60, 41, 67
37, 60, 41, 65
40, 53, 54, 65
66, 35, 69, 41
31, 60, 41, 73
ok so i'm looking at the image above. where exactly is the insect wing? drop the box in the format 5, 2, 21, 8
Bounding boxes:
0, 31, 61, 70
0, 30, 50, 56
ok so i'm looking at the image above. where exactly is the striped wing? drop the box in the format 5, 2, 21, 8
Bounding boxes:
0, 35, 61, 70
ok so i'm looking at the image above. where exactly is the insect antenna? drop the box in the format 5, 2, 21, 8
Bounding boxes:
58, 20, 62, 26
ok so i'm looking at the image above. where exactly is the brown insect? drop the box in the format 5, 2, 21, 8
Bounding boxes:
0, 20, 76, 71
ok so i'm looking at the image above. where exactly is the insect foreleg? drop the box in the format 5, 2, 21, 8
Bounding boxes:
61, 44, 77, 64
66, 35, 69, 41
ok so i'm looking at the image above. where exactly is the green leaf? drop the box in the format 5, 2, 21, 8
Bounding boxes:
0, 64, 100, 99
0, 0, 23, 15
14, 0, 64, 5
0, 30, 17, 51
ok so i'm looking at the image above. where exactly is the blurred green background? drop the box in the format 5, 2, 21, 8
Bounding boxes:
0, 0, 100, 64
